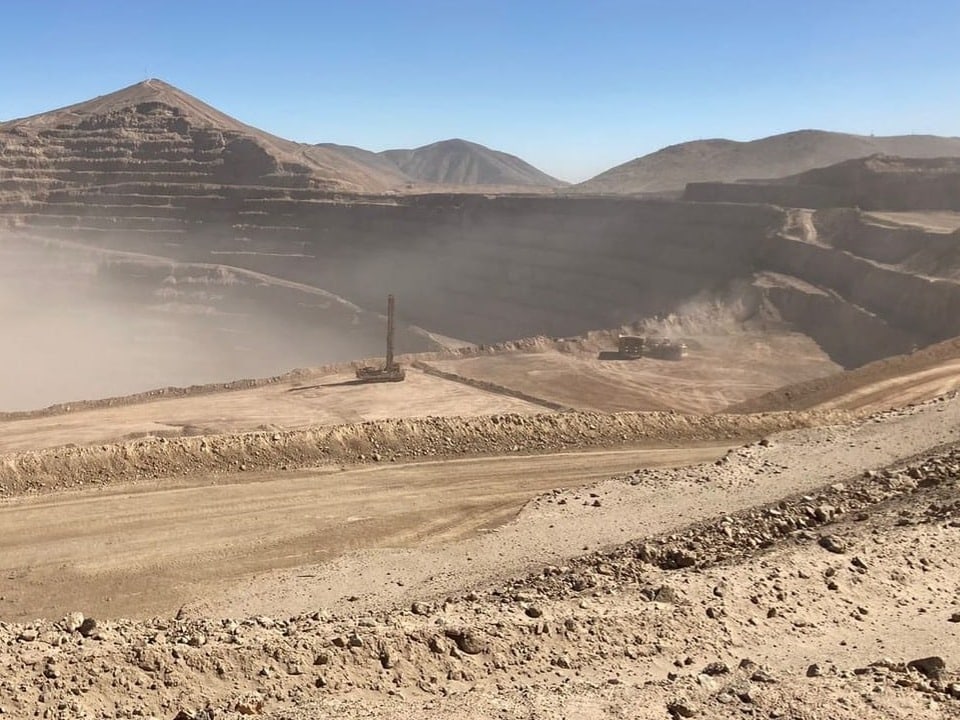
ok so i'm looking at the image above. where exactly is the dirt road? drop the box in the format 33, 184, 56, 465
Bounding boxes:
0, 445, 727, 622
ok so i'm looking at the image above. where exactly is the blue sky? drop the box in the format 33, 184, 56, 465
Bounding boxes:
0, 0, 957, 181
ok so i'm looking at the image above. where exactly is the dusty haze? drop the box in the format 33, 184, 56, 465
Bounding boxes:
0, 233, 435, 411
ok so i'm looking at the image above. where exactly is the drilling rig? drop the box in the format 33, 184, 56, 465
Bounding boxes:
355, 294, 406, 383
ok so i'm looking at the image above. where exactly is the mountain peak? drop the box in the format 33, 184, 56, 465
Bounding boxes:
0, 78, 245, 133
0, 80, 420, 193
380, 138, 566, 188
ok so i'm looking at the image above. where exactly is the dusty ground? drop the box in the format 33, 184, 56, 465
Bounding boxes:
1, 394, 958, 719
427, 329, 836, 414
0, 445, 728, 622
0, 368, 544, 454
732, 336, 960, 414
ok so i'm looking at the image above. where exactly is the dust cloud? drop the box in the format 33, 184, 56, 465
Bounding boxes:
0, 234, 396, 411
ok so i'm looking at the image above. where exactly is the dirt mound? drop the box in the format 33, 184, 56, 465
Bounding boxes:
729, 337, 960, 413
380, 138, 566, 188
0, 409, 847, 496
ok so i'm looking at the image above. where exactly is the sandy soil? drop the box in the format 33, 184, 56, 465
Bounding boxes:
186, 391, 960, 624
0, 368, 543, 453
428, 334, 837, 414
731, 336, 960, 414
0, 445, 728, 623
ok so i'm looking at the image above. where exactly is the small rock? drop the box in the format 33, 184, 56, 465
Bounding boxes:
63, 612, 85, 633
751, 669, 776, 683
525, 606, 543, 619
654, 585, 681, 604
17, 629, 37, 643
702, 661, 730, 676
815, 505, 836, 522
806, 663, 823, 677
818, 535, 847, 554
411, 601, 432, 616
667, 699, 699, 718
234, 696, 263, 715
78, 617, 98, 637
907, 656, 946, 680
444, 628, 485, 655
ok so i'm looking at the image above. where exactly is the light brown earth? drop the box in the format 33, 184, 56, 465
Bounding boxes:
0, 368, 544, 454
731, 335, 960, 414
1, 392, 958, 719
426, 330, 837, 414
0, 444, 728, 623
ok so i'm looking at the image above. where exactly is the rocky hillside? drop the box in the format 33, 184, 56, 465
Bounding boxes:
685, 155, 960, 210
578, 130, 960, 194
380, 138, 566, 187
0, 78, 414, 197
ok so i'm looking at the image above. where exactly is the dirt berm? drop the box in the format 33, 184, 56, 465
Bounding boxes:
729, 336, 960, 413
0, 409, 849, 496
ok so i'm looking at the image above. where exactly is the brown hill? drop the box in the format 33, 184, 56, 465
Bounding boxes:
380, 138, 566, 188
685, 155, 960, 211
578, 129, 960, 194
0, 78, 413, 194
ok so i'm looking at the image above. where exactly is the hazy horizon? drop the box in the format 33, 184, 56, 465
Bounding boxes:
1, 1, 957, 182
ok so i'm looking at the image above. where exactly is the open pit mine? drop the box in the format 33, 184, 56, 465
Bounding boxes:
1, 80, 959, 719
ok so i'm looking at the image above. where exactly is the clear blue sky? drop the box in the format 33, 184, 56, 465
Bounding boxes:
0, 0, 957, 181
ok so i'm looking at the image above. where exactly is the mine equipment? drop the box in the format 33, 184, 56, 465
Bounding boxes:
355, 294, 406, 382
599, 334, 687, 361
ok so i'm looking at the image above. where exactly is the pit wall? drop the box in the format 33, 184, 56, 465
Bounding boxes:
684, 175, 960, 211
6, 194, 960, 368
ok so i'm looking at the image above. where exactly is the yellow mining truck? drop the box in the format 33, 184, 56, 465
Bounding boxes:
599, 334, 687, 361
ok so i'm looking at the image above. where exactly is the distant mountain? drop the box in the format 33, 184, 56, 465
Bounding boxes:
577, 130, 960, 194
380, 138, 567, 188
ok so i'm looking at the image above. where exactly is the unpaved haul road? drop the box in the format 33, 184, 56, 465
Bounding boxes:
0, 445, 727, 622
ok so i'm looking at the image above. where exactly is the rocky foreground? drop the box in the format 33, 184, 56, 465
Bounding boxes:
2, 403, 958, 719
